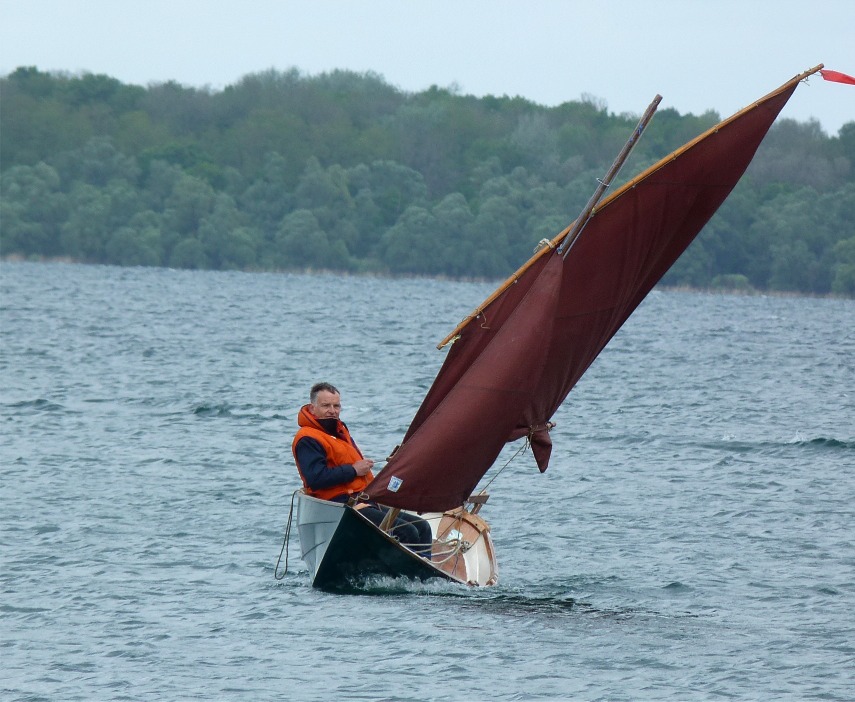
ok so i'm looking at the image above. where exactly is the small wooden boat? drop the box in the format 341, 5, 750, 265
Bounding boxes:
288, 65, 825, 590
295, 490, 497, 589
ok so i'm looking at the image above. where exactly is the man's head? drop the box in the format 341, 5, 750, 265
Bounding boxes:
309, 382, 341, 420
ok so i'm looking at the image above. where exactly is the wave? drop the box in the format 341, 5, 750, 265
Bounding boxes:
334, 580, 682, 623
3, 398, 66, 414
191, 403, 289, 422
192, 403, 234, 417
697, 435, 854, 453
788, 436, 854, 450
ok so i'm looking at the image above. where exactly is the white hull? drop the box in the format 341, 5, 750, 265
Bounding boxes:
295, 491, 498, 589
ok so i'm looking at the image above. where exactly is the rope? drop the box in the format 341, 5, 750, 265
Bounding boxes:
478, 421, 555, 493
479, 437, 531, 493
430, 539, 465, 564
273, 489, 301, 580
384, 513, 476, 564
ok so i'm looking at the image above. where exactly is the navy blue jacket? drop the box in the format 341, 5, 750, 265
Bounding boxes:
294, 436, 358, 493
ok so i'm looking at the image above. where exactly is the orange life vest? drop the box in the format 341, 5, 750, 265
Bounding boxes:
292, 404, 373, 501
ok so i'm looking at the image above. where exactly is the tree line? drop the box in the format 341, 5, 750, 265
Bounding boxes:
1, 66, 854, 295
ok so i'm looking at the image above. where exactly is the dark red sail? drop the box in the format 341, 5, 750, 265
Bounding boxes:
365, 70, 812, 512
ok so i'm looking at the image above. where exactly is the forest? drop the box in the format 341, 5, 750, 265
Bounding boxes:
1, 66, 854, 295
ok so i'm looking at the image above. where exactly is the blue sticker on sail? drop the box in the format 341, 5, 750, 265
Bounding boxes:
388, 476, 403, 492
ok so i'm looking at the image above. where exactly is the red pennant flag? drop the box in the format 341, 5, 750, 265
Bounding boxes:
820, 69, 855, 85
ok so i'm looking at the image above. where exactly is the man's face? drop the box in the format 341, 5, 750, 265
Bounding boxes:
312, 390, 341, 420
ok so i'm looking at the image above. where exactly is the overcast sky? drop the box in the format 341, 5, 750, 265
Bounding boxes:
2, 0, 853, 135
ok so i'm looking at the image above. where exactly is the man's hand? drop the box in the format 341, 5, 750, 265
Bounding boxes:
352, 458, 374, 476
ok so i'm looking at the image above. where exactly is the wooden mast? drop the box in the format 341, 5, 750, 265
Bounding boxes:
437, 93, 662, 348
558, 94, 661, 258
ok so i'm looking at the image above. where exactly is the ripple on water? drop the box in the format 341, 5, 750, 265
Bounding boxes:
1, 262, 853, 701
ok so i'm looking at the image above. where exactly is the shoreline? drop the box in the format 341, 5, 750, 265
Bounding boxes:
2, 254, 851, 300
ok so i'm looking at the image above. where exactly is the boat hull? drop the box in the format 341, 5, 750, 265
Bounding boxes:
295, 491, 497, 590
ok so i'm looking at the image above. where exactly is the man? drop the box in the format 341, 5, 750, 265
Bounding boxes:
293, 382, 433, 558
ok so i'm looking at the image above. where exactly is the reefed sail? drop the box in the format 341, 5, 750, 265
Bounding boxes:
365, 67, 821, 513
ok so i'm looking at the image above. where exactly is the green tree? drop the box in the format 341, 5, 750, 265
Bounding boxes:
59, 183, 113, 261
0, 68, 93, 165
769, 239, 820, 292
104, 225, 162, 266
275, 209, 346, 270
348, 160, 428, 226
168, 238, 208, 269
162, 172, 216, 236
831, 236, 855, 295
198, 194, 258, 269
757, 188, 835, 293
467, 196, 520, 276
54, 136, 139, 187
509, 113, 558, 169
1, 65, 853, 295
381, 205, 441, 274
293, 158, 354, 231
751, 119, 842, 191
349, 185, 384, 257
0, 163, 67, 257
239, 152, 295, 234
663, 239, 714, 288
432, 193, 475, 276
838, 122, 855, 170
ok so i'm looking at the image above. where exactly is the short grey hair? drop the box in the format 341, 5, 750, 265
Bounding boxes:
310, 382, 339, 404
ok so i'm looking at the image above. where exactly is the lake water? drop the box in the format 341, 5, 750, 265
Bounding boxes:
2, 261, 853, 701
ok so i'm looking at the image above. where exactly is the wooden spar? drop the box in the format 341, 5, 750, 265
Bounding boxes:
558, 94, 662, 258
566, 64, 824, 217
436, 64, 824, 350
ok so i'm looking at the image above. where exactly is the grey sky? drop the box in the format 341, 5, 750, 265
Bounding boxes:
1, 0, 853, 134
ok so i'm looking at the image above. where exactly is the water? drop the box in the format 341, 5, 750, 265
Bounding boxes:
2, 261, 853, 701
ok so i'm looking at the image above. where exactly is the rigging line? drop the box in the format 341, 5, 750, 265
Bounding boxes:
449, 516, 487, 552
478, 437, 531, 493
432, 540, 471, 567
431, 542, 464, 565
273, 489, 301, 581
